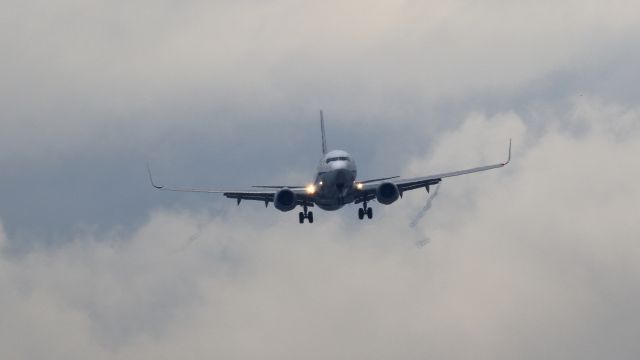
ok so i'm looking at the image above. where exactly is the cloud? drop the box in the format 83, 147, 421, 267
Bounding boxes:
2, 0, 639, 156
1, 97, 639, 359
2, 0, 640, 242
2, 1, 640, 357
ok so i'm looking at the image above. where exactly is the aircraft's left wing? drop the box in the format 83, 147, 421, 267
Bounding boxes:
147, 167, 312, 206
356, 140, 511, 203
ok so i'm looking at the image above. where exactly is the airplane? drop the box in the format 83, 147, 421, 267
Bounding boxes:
148, 111, 511, 224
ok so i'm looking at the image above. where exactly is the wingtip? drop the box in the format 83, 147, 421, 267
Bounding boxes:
146, 164, 164, 189
503, 139, 512, 165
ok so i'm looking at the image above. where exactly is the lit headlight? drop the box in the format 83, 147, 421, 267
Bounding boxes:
305, 184, 317, 194
356, 183, 364, 190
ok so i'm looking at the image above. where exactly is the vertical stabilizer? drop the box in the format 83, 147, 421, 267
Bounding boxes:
320, 110, 327, 154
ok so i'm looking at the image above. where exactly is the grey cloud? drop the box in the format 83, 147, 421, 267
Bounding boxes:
2, 0, 639, 154
1, 2, 640, 357
1, 98, 639, 359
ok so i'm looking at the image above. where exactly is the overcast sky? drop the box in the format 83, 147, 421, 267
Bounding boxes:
1, 1, 640, 359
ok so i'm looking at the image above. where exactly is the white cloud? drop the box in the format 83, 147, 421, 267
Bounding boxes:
1, 98, 638, 359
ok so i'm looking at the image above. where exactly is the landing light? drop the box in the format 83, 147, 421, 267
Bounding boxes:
356, 183, 364, 190
305, 184, 317, 194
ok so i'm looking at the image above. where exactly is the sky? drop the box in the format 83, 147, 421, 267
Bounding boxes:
1, 0, 640, 359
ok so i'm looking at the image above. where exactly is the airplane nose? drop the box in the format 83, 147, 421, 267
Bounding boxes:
335, 169, 349, 192
329, 159, 350, 170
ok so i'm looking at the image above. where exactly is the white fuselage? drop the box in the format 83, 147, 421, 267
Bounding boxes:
312, 149, 358, 210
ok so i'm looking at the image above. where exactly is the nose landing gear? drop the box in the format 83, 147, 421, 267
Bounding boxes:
298, 204, 314, 224
358, 202, 373, 220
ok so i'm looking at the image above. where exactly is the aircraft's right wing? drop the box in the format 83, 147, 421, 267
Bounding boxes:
147, 167, 312, 206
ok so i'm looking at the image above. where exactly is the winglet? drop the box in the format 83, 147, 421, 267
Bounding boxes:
147, 164, 164, 189
503, 139, 512, 165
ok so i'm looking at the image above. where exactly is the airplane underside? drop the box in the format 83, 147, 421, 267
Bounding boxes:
314, 202, 345, 211
297, 191, 374, 224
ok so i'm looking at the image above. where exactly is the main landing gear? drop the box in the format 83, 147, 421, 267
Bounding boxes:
358, 202, 373, 220
299, 204, 314, 224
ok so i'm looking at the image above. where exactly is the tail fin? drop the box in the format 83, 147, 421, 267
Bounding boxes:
320, 110, 327, 154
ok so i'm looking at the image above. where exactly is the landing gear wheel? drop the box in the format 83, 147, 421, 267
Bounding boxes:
298, 204, 314, 224
366, 207, 373, 219
358, 208, 365, 220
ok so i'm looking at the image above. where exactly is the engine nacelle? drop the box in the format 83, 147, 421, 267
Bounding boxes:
274, 188, 297, 212
376, 182, 400, 205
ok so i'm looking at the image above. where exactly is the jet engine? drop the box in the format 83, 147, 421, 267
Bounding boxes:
274, 188, 297, 212
376, 182, 400, 205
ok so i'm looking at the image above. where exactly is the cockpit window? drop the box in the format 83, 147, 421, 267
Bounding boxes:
326, 156, 350, 163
